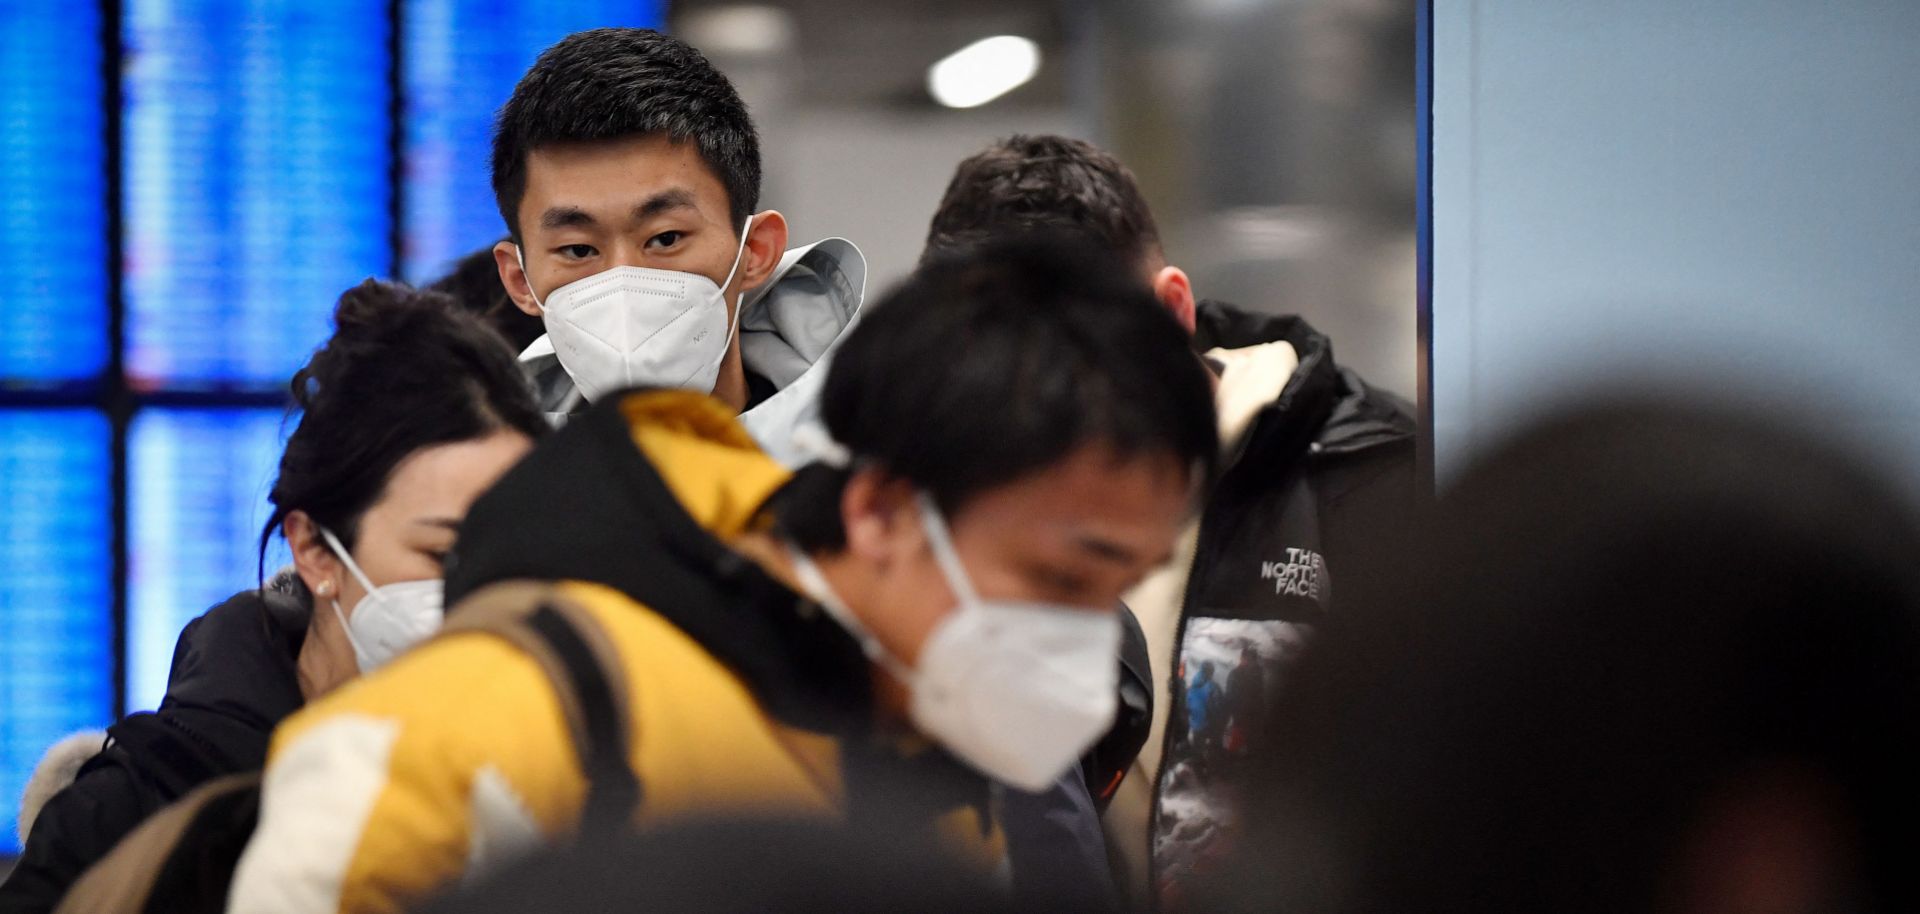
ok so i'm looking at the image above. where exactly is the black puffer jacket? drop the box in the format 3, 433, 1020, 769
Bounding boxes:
1149, 303, 1417, 911
0, 579, 309, 914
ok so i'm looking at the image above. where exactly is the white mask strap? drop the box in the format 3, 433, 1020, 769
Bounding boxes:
786, 544, 913, 681
719, 213, 755, 301
317, 526, 374, 660
681, 214, 756, 388
318, 526, 380, 596
516, 212, 752, 317
513, 245, 546, 312
915, 492, 981, 606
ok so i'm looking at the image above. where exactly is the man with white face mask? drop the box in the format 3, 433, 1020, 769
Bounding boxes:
226, 238, 1216, 914
488, 28, 865, 468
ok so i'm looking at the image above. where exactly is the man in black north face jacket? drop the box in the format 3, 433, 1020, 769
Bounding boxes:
924, 134, 1417, 910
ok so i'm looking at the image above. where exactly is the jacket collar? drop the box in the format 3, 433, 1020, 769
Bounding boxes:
1193, 301, 1414, 473
516, 238, 868, 469
149, 577, 310, 774
444, 389, 874, 734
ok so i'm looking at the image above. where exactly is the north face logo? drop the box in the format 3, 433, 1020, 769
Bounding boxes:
1259, 548, 1325, 600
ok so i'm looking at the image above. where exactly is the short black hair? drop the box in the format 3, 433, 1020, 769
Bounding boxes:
924, 135, 1162, 270
260, 280, 548, 574
771, 235, 1216, 552
426, 242, 545, 352
490, 28, 760, 243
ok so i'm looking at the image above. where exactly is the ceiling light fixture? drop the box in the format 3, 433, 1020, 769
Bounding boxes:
928, 35, 1041, 109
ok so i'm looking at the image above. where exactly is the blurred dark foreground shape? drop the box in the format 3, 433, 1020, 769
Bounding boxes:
412, 816, 1100, 914
1219, 400, 1920, 914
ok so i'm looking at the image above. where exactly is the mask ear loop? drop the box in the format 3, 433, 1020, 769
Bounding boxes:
784, 544, 915, 682
914, 492, 982, 607
317, 526, 376, 660
512, 245, 547, 313
682, 214, 757, 387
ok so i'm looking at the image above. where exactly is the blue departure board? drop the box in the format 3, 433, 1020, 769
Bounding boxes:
127, 408, 290, 714
0, 4, 108, 386
399, 0, 664, 282
0, 2, 682, 857
0, 412, 113, 853
123, 0, 392, 390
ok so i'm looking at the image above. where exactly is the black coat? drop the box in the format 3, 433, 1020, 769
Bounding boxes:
0, 584, 308, 914
1150, 303, 1417, 906
1180, 303, 1417, 623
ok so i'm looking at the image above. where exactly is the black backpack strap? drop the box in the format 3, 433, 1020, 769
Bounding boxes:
520, 603, 642, 834
436, 581, 643, 834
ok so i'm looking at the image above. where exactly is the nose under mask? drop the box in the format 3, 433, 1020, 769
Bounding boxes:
785, 492, 1121, 792
318, 527, 446, 674
517, 215, 754, 403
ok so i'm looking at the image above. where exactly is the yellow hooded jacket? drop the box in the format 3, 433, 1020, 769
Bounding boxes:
226, 390, 1000, 914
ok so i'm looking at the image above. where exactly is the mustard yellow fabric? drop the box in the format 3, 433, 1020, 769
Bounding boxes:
226, 391, 996, 914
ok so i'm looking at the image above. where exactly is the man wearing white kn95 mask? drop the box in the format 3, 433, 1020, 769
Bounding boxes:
489, 28, 866, 468
226, 237, 1216, 914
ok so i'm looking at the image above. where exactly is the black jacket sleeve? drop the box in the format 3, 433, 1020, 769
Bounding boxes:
0, 759, 161, 914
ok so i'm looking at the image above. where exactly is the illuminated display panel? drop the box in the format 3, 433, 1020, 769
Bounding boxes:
127, 408, 290, 714
0, 412, 113, 853
124, 0, 391, 390
0, 4, 108, 387
0, 1, 687, 856
399, 0, 664, 282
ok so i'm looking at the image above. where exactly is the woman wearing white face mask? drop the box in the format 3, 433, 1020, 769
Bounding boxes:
0, 281, 545, 914
221, 237, 1216, 914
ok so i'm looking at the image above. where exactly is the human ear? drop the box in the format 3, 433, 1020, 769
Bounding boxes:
839, 468, 922, 565
285, 511, 344, 602
1152, 265, 1198, 334
736, 210, 791, 293
494, 240, 543, 318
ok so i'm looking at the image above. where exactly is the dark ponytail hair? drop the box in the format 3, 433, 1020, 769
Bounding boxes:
258, 279, 548, 576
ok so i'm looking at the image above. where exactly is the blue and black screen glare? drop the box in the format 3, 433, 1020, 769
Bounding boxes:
0, 412, 114, 853
124, 0, 392, 391
0, 0, 669, 858
128, 408, 291, 716
0, 4, 108, 388
400, 0, 665, 282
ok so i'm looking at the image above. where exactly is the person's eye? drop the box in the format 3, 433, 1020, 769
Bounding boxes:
424, 550, 450, 568
556, 243, 597, 261
1035, 569, 1090, 599
645, 231, 684, 251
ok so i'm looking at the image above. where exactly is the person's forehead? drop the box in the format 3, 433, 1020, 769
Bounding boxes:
371, 438, 523, 520
520, 134, 730, 220
958, 448, 1192, 549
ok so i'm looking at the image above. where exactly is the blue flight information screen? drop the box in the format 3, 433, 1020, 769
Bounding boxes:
0, 0, 666, 857
123, 0, 392, 391
400, 0, 664, 282
127, 408, 291, 715
0, 412, 114, 853
0, 4, 108, 388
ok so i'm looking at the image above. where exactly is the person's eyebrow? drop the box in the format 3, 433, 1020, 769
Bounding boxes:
412, 518, 462, 532
539, 206, 596, 231
1075, 534, 1170, 569
631, 188, 699, 222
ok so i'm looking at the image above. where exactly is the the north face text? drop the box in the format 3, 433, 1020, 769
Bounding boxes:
1259, 548, 1325, 600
